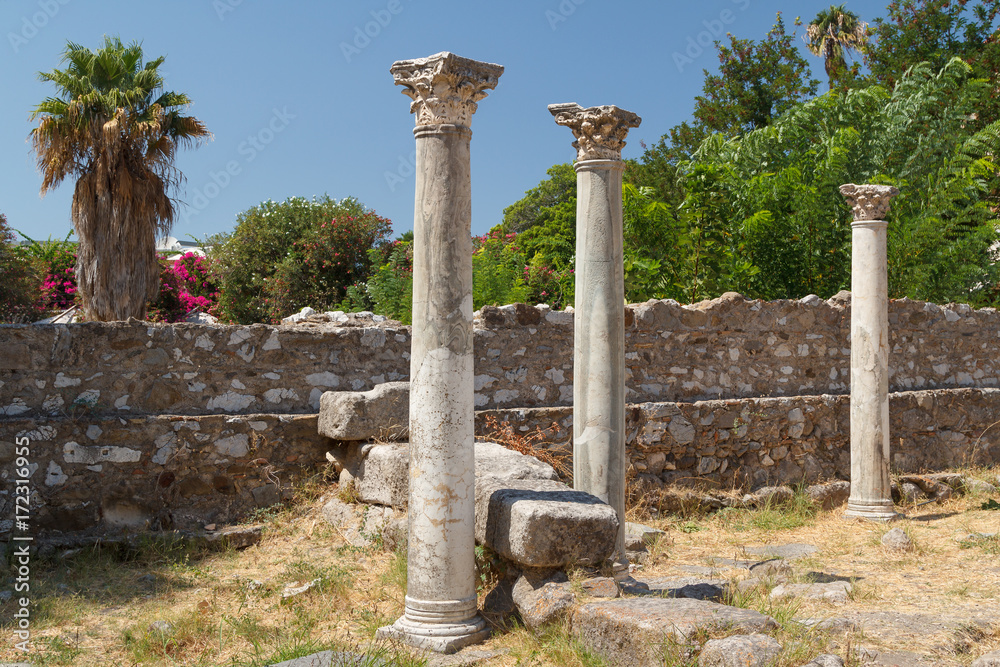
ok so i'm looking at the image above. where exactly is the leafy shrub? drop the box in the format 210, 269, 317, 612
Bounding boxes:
0, 214, 39, 323
345, 238, 414, 324
211, 196, 376, 323
269, 212, 392, 317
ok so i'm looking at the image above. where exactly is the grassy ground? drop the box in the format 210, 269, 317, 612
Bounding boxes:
1, 467, 998, 666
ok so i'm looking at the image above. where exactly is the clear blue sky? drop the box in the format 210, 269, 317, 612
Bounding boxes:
2, 0, 888, 244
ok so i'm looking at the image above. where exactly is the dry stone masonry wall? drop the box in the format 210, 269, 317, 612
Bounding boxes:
4, 293, 1000, 418
4, 292, 1000, 535
479, 387, 1000, 492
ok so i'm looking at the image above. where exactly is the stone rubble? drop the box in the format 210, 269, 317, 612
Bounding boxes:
881, 527, 915, 552
572, 597, 778, 666
697, 633, 782, 667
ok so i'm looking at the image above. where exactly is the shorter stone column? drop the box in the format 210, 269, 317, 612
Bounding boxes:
549, 102, 641, 562
839, 183, 900, 522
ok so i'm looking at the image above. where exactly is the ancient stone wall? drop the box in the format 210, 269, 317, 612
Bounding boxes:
3, 294, 999, 417
3, 293, 1000, 536
479, 387, 1000, 492
0, 413, 324, 534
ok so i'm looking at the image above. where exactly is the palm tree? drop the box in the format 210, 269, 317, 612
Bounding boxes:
806, 5, 868, 89
30, 37, 210, 321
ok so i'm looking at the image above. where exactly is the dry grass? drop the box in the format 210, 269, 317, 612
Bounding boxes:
2, 466, 998, 665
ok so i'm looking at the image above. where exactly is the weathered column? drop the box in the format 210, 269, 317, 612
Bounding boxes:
549, 103, 641, 563
377, 52, 502, 653
840, 183, 900, 522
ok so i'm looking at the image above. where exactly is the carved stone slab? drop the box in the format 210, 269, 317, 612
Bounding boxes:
390, 51, 503, 127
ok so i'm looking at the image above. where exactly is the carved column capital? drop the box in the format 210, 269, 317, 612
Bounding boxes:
839, 184, 900, 222
391, 51, 503, 128
548, 103, 641, 161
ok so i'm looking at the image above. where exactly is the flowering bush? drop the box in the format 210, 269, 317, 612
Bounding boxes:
39, 254, 77, 311
211, 196, 374, 324
344, 238, 414, 323
472, 230, 573, 310
269, 212, 393, 319
147, 252, 220, 322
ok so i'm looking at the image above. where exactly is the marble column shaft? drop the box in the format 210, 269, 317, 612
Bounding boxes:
379, 52, 502, 653
840, 183, 900, 522
549, 103, 641, 562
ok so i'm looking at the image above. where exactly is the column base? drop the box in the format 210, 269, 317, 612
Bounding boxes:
844, 497, 900, 522
376, 615, 490, 654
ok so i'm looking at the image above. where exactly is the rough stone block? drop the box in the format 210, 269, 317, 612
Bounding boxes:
349, 440, 561, 510
973, 650, 1000, 667
625, 521, 665, 550
573, 598, 778, 666
355, 443, 409, 508
511, 570, 575, 630
476, 476, 618, 568
806, 481, 851, 509
770, 581, 851, 604
698, 634, 782, 667
318, 382, 409, 441
204, 524, 263, 550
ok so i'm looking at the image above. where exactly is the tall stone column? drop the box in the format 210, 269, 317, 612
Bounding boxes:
840, 183, 900, 522
549, 103, 641, 562
379, 52, 503, 653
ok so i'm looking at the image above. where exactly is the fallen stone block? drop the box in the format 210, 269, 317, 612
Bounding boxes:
625, 521, 665, 550
770, 581, 851, 604
320, 497, 395, 548
698, 633, 782, 667
581, 577, 619, 598
745, 543, 818, 559
203, 524, 263, 550
348, 441, 560, 509
318, 382, 409, 441
806, 481, 850, 510
476, 477, 618, 568
802, 655, 845, 667
640, 576, 728, 602
511, 570, 575, 630
573, 598, 778, 666
881, 527, 915, 552
742, 485, 795, 507
354, 443, 409, 508
973, 650, 1000, 667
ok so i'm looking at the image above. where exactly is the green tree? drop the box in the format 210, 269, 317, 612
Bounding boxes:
500, 163, 576, 234
633, 14, 818, 205
681, 58, 1000, 303
29, 37, 210, 321
806, 4, 869, 88
865, 0, 1000, 125
211, 195, 369, 323
693, 14, 820, 137
0, 215, 39, 323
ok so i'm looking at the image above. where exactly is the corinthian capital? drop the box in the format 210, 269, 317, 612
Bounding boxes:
390, 51, 503, 128
839, 184, 900, 221
548, 103, 642, 161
